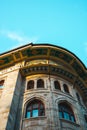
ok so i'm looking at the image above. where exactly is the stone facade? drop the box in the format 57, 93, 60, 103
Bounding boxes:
0, 43, 87, 130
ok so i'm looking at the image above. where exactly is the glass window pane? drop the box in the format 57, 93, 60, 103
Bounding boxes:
33, 103, 38, 109
37, 79, 44, 88
40, 104, 44, 109
63, 84, 69, 93
54, 81, 60, 90
25, 100, 45, 118
64, 112, 70, 120
32, 110, 38, 117
0, 80, 4, 86
59, 103, 75, 122
27, 106, 31, 110
39, 109, 45, 116
26, 111, 30, 118
0, 85, 3, 88
27, 80, 34, 89
59, 111, 63, 118
71, 115, 75, 122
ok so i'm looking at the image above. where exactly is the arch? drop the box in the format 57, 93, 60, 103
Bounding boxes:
25, 99, 45, 118
63, 84, 69, 93
76, 92, 81, 103
27, 80, 34, 89
58, 101, 76, 122
54, 80, 61, 90
37, 79, 44, 88
55, 96, 75, 107
24, 94, 47, 105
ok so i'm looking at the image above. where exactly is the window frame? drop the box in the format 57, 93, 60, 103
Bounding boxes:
37, 79, 44, 88
63, 84, 69, 93
54, 80, 61, 90
25, 99, 45, 119
59, 102, 76, 123
0, 80, 4, 89
27, 80, 34, 90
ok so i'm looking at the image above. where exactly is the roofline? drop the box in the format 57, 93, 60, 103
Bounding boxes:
0, 42, 33, 56
0, 42, 86, 69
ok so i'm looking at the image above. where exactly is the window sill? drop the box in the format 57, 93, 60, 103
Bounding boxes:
24, 88, 48, 93
23, 116, 47, 121
60, 118, 80, 127
0, 87, 3, 90
53, 90, 72, 96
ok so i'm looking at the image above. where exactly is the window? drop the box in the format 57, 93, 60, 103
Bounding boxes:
54, 81, 61, 90
25, 99, 45, 118
84, 115, 87, 123
0, 80, 4, 88
59, 102, 75, 122
37, 79, 44, 88
27, 80, 34, 89
63, 84, 69, 93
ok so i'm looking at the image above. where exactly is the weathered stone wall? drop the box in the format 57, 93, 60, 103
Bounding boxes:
0, 62, 25, 130
0, 70, 87, 130
21, 75, 87, 130
6, 71, 24, 130
0, 68, 19, 130
14, 75, 25, 130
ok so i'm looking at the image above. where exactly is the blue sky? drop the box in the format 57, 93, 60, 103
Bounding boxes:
0, 0, 87, 67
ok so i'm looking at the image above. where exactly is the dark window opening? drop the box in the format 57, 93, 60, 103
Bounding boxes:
59, 102, 76, 122
25, 99, 45, 118
0, 80, 4, 88
54, 81, 61, 90
27, 80, 34, 89
84, 115, 87, 123
63, 84, 69, 93
37, 79, 44, 88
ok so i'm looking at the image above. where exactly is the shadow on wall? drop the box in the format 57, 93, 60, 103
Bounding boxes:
6, 72, 25, 130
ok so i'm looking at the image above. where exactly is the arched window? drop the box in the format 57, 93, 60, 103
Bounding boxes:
59, 102, 75, 122
25, 99, 45, 118
54, 81, 61, 90
0, 80, 4, 88
37, 79, 44, 88
27, 80, 34, 90
63, 84, 69, 93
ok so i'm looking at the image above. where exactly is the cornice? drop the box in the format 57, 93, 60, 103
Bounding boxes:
0, 43, 87, 85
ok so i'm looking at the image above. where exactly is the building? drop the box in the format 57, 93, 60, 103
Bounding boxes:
0, 43, 87, 130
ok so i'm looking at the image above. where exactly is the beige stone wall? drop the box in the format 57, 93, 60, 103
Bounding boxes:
0, 88, 3, 98
0, 69, 87, 130
0, 68, 19, 130
0, 63, 24, 130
